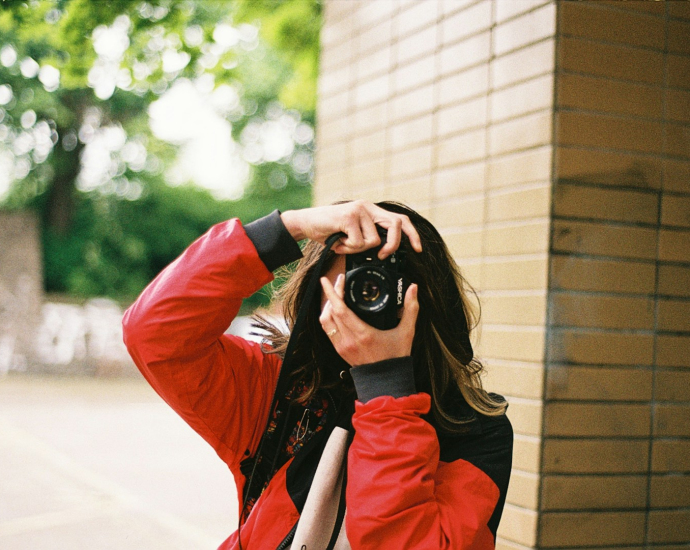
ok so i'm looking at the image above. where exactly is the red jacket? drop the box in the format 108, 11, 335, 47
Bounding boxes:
122, 216, 513, 549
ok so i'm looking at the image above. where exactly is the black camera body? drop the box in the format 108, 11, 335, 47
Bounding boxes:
344, 227, 408, 330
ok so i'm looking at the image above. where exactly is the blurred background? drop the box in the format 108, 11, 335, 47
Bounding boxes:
1, 0, 689, 549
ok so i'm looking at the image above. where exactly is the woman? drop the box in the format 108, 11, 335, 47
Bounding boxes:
123, 200, 513, 549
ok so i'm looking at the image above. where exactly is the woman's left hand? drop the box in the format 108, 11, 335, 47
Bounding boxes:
319, 273, 419, 367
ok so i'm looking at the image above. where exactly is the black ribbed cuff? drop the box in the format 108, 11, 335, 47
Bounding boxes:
349, 356, 417, 404
244, 210, 303, 272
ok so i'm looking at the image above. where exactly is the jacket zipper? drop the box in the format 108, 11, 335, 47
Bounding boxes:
275, 521, 298, 550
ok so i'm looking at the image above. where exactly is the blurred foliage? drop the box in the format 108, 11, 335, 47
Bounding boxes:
0, 0, 321, 307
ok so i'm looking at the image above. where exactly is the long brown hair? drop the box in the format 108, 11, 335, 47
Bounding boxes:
253, 201, 507, 432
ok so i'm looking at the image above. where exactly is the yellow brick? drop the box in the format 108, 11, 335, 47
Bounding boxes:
657, 334, 690, 368
498, 504, 538, 548
550, 256, 656, 294
491, 73, 554, 123
444, 228, 484, 259
389, 115, 433, 150
546, 365, 653, 402
479, 327, 546, 362
552, 219, 657, 260
351, 128, 386, 162
353, 0, 396, 34
353, 73, 389, 107
396, 0, 438, 37
356, 46, 391, 82
484, 221, 550, 256
558, 72, 664, 119
433, 162, 485, 198
436, 128, 487, 168
542, 439, 649, 474
662, 195, 690, 228
494, 0, 551, 23
654, 404, 690, 437
542, 475, 648, 510
658, 299, 690, 332
664, 158, 690, 193
439, 32, 490, 75
319, 90, 349, 121
431, 195, 485, 228
484, 360, 544, 399
488, 146, 552, 188
494, 3, 556, 56
482, 258, 549, 291
544, 403, 650, 437
658, 265, 690, 297
393, 54, 435, 94
666, 121, 690, 160
487, 185, 551, 222
493, 39, 556, 89
395, 23, 437, 65
655, 370, 690, 402
668, 1, 690, 19
651, 475, 690, 508
438, 64, 489, 106
441, 1, 492, 45
549, 329, 654, 366
539, 511, 645, 547
667, 88, 690, 124
668, 53, 690, 90
652, 439, 690, 473
556, 146, 662, 189
353, 101, 387, 135
513, 434, 542, 473
558, 111, 663, 154
659, 229, 690, 262
351, 156, 385, 187
489, 111, 552, 156
559, 1, 665, 49
391, 83, 435, 121
383, 175, 432, 207
550, 294, 655, 330
600, 0, 665, 15
559, 36, 664, 85
553, 183, 659, 224
669, 19, 690, 55
505, 398, 543, 436
506, 470, 540, 510
389, 144, 432, 180
356, 16, 392, 55
437, 96, 488, 136
481, 293, 547, 326
648, 510, 690, 544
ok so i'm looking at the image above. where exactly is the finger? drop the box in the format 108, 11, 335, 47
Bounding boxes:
320, 276, 348, 317
359, 214, 381, 252
399, 284, 420, 331
334, 218, 365, 254
334, 273, 345, 300
399, 215, 422, 253
377, 218, 402, 259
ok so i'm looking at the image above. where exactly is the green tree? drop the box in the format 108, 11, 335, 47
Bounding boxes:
0, 0, 320, 305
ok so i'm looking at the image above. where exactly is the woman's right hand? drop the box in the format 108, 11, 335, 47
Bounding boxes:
280, 201, 422, 259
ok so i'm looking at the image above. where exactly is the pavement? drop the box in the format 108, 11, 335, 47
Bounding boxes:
0, 374, 239, 549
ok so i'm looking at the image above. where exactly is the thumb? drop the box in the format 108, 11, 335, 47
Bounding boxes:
399, 283, 419, 331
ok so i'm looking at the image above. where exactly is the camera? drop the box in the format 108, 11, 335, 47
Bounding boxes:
344, 227, 408, 330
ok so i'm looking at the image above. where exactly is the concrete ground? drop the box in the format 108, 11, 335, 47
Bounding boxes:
0, 375, 239, 549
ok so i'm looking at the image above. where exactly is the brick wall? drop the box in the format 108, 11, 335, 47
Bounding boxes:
314, 1, 689, 548
545, 1, 690, 548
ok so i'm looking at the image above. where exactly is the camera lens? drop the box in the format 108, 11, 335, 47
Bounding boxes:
347, 268, 390, 313
360, 280, 380, 302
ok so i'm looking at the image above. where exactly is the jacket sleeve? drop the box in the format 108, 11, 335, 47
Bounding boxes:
347, 357, 512, 549
122, 214, 302, 472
